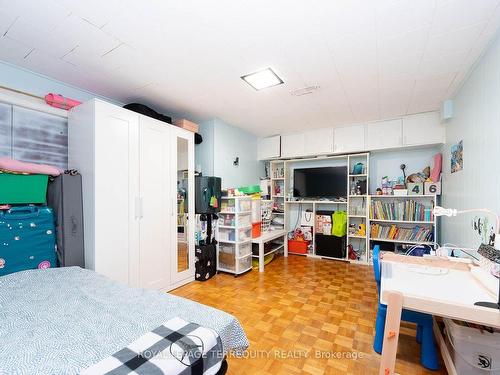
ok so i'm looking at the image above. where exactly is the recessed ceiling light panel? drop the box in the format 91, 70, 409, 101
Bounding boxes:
241, 68, 284, 90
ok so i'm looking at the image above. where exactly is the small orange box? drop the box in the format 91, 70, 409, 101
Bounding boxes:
288, 240, 309, 254
252, 222, 261, 238
174, 119, 199, 133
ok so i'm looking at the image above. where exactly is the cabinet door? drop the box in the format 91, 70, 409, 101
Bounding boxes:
365, 119, 402, 150
281, 133, 305, 158
94, 101, 139, 286
139, 116, 171, 290
257, 135, 280, 160
304, 128, 334, 156
333, 125, 365, 153
170, 126, 195, 286
402, 112, 444, 146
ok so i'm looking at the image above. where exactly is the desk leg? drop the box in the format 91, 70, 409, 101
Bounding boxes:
379, 291, 403, 375
284, 235, 288, 257
259, 242, 264, 273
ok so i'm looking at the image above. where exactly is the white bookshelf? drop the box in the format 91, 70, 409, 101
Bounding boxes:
367, 194, 438, 261
269, 160, 285, 230
281, 152, 370, 264
346, 153, 370, 264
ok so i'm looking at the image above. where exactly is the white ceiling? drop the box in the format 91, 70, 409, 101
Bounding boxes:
1, 0, 500, 136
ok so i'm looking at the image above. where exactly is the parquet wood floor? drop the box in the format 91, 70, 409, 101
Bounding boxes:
171, 255, 447, 375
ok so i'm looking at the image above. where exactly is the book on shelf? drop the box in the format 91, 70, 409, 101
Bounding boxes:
370, 199, 433, 222
370, 223, 434, 243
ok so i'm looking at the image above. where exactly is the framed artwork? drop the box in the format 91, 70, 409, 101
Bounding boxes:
451, 140, 463, 173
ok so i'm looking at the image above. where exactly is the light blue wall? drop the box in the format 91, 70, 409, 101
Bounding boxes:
0, 60, 122, 104
369, 146, 441, 193
440, 31, 500, 249
212, 118, 264, 189
195, 119, 215, 176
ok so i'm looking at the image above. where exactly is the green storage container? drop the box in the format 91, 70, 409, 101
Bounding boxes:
0, 173, 48, 204
238, 184, 261, 194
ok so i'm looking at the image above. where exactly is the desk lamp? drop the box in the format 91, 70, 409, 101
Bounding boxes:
433, 205, 500, 310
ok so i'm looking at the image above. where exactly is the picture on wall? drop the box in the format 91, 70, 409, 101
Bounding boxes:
451, 140, 463, 173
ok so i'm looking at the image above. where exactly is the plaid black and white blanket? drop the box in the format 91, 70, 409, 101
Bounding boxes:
81, 317, 224, 375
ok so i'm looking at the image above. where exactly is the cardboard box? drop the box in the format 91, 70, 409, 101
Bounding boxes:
174, 119, 199, 133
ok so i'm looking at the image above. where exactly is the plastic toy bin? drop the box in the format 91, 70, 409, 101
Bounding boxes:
288, 240, 309, 254
444, 318, 500, 374
0, 174, 48, 204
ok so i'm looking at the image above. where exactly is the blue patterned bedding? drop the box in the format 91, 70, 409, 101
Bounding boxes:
0, 267, 248, 375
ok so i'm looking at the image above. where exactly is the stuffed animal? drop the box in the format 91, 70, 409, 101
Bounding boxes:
356, 223, 366, 236
406, 166, 430, 183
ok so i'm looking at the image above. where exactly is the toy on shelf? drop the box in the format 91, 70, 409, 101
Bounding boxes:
356, 223, 366, 236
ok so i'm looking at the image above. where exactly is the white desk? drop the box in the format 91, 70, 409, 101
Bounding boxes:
379, 253, 500, 375
251, 229, 287, 272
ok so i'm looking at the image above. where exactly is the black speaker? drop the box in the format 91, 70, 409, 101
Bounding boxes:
195, 176, 222, 214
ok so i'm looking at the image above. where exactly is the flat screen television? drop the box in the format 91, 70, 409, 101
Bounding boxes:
293, 166, 347, 199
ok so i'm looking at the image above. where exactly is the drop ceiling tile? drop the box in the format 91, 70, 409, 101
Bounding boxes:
425, 23, 487, 58
53, 0, 119, 28
0, 10, 18, 36
0, 35, 32, 62
0, 1, 499, 135
432, 0, 500, 35
376, 0, 435, 38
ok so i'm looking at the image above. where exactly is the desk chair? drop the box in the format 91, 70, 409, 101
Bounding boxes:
372, 245, 439, 370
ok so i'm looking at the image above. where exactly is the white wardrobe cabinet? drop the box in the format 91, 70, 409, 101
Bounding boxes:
365, 118, 403, 151
402, 112, 445, 146
333, 124, 365, 153
257, 135, 281, 160
68, 99, 195, 291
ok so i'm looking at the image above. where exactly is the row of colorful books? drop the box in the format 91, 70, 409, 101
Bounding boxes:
370, 224, 434, 243
370, 200, 433, 221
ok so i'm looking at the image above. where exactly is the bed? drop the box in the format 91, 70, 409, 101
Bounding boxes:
0, 267, 249, 375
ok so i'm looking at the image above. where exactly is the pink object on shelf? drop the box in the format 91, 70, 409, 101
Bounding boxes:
430, 153, 442, 182
45, 93, 81, 110
0, 157, 62, 176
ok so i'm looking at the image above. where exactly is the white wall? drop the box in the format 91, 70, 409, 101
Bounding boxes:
441, 31, 500, 248
369, 146, 440, 193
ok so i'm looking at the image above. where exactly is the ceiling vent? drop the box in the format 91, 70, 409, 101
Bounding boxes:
290, 85, 320, 96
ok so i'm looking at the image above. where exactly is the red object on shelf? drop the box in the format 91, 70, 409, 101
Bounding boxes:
252, 222, 261, 238
45, 93, 81, 110
288, 240, 309, 254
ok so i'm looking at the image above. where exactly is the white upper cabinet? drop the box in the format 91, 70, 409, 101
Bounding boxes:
333, 124, 365, 153
281, 128, 334, 158
303, 128, 334, 156
281, 133, 305, 158
365, 118, 403, 151
402, 112, 445, 146
257, 135, 281, 160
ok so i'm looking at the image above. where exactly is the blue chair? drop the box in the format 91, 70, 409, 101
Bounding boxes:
372, 245, 439, 370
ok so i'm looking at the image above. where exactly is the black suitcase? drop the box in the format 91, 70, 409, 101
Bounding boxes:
195, 176, 222, 214
47, 171, 85, 267
195, 243, 217, 281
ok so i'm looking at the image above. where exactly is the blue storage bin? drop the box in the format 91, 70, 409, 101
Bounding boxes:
0, 205, 57, 276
